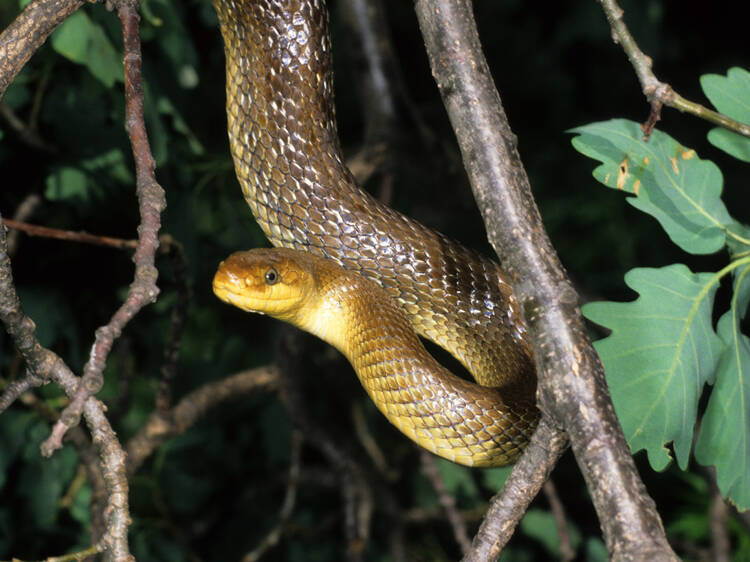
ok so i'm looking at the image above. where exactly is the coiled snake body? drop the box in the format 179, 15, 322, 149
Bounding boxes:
212, 0, 539, 466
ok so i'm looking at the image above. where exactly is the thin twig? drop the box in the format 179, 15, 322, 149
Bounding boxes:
414, 1, 677, 559
275, 329, 373, 562
155, 236, 190, 412
707, 473, 731, 562
0, 100, 55, 151
4, 194, 42, 256
597, 0, 750, 139
351, 402, 394, 480
42, 0, 167, 455
2, 218, 139, 250
420, 451, 472, 556
242, 430, 303, 562
543, 479, 575, 561
0, 370, 46, 412
125, 366, 279, 476
1, 218, 132, 560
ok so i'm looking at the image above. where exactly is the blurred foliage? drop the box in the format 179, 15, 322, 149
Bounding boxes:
0, 0, 749, 560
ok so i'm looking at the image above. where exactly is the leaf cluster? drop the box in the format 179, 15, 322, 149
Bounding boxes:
573, 68, 750, 512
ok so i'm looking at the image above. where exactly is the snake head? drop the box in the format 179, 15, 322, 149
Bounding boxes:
213, 247, 318, 325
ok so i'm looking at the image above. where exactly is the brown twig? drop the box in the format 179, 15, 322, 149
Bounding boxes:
463, 419, 566, 559
338, 0, 399, 202
543, 479, 575, 561
0, 370, 46, 412
125, 366, 279, 476
155, 235, 190, 412
351, 401, 394, 480
1, 217, 139, 250
42, 0, 167, 455
242, 430, 303, 562
4, 194, 42, 256
707, 473, 731, 562
275, 328, 372, 562
0, 0, 86, 99
419, 451, 472, 556
1, 218, 132, 560
0, 100, 56, 151
414, 1, 677, 559
597, 0, 750, 140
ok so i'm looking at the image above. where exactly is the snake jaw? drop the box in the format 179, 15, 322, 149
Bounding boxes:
212, 248, 323, 326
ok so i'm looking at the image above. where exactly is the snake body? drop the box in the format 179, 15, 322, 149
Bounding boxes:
212, 0, 539, 465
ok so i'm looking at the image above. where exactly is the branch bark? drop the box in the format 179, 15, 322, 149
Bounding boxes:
597, 0, 750, 139
414, 1, 677, 559
0, 0, 86, 99
1, 218, 132, 562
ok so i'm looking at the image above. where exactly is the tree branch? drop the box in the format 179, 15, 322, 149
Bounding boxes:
42, 0, 167, 454
0, 0, 86, 99
414, 1, 677, 559
1, 217, 132, 561
126, 366, 279, 476
463, 418, 566, 560
597, 0, 750, 139
1, 218, 139, 250
420, 451, 472, 555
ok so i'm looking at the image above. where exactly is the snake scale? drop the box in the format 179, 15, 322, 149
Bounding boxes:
211, 0, 539, 466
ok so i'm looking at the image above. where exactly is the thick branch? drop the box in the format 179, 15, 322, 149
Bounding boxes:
0, 0, 86, 98
414, 1, 677, 559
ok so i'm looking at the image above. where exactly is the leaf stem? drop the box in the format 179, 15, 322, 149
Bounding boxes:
597, 0, 750, 138
707, 257, 750, 297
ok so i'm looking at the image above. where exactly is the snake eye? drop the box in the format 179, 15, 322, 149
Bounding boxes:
264, 268, 279, 285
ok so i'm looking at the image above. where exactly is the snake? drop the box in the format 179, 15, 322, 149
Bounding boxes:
211, 0, 539, 466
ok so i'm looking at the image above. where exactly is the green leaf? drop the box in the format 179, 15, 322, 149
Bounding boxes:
695, 262, 750, 510
701, 67, 750, 163
583, 264, 724, 470
727, 221, 750, 260
481, 466, 513, 490
584, 538, 609, 562
571, 119, 732, 254
666, 511, 708, 542
701, 68, 750, 121
0, 411, 36, 488
707, 128, 750, 163
520, 509, 581, 557
45, 166, 89, 202
51, 11, 122, 87
19, 426, 78, 529
436, 458, 478, 499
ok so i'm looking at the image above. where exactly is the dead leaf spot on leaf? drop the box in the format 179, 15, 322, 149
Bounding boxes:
670, 156, 679, 174
634, 179, 641, 195
643, 157, 650, 165
617, 158, 629, 189
680, 148, 696, 160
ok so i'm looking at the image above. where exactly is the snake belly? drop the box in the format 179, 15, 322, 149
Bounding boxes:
212, 0, 540, 465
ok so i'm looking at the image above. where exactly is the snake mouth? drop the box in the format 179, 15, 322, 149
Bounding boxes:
212, 264, 300, 319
